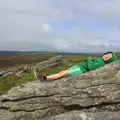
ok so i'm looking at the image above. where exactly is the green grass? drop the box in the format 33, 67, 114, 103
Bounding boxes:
40, 65, 69, 75
0, 65, 71, 94
0, 71, 34, 94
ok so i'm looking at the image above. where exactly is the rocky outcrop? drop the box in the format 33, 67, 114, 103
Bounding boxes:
0, 55, 66, 78
0, 66, 33, 78
34, 55, 70, 79
0, 58, 120, 120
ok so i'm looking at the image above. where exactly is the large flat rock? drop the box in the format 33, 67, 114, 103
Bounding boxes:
0, 59, 120, 120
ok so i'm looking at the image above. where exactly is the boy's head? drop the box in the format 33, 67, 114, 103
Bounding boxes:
102, 52, 118, 64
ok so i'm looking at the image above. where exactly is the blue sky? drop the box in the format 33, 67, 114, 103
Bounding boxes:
0, 0, 120, 52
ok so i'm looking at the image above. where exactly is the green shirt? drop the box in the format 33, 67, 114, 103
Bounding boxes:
77, 57, 105, 72
86, 57, 105, 70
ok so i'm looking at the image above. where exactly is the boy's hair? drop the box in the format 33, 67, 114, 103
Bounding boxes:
103, 52, 112, 55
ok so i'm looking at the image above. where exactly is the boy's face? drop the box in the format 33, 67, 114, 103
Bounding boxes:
102, 53, 112, 61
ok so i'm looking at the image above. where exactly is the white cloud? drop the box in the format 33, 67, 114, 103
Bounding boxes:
0, 0, 120, 52
42, 24, 52, 31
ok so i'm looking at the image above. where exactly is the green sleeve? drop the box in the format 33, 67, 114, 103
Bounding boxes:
87, 57, 105, 70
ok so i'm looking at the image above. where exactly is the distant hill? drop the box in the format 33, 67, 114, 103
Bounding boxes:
0, 51, 103, 56
0, 51, 56, 56
56, 52, 103, 56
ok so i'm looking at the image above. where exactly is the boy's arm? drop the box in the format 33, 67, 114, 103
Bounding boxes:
87, 57, 105, 70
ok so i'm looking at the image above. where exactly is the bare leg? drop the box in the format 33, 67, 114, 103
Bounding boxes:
46, 70, 69, 80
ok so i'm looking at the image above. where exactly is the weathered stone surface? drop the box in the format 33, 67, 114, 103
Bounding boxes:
0, 58, 120, 120
41, 110, 120, 120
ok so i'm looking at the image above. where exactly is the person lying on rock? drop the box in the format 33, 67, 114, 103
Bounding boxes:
36, 52, 118, 81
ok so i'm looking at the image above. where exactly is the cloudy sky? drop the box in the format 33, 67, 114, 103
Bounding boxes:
0, 0, 120, 53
